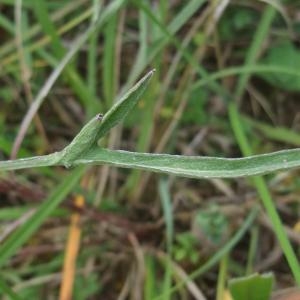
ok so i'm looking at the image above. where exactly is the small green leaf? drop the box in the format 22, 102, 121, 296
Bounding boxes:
95, 69, 155, 140
193, 205, 228, 245
259, 42, 300, 91
229, 273, 274, 300
58, 69, 155, 167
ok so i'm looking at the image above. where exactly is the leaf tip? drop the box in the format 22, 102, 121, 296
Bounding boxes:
144, 68, 156, 81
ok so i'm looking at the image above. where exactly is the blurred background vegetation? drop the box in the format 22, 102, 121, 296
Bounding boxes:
1, 0, 300, 299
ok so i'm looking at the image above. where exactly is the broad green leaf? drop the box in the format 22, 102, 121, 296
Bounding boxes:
229, 273, 274, 300
259, 42, 300, 91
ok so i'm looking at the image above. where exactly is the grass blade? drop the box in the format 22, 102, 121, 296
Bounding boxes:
0, 277, 22, 300
228, 3, 300, 283
158, 178, 174, 299
0, 167, 85, 268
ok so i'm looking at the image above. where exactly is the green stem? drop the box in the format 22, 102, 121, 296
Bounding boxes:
0, 152, 60, 171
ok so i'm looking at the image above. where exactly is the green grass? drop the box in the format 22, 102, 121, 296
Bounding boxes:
1, 1, 300, 298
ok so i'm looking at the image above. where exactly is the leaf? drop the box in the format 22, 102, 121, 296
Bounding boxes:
229, 273, 274, 300
0, 70, 155, 170
95, 69, 155, 140
2, 143, 300, 178
58, 69, 155, 167
73, 147, 300, 178
259, 42, 300, 91
193, 205, 228, 246
0, 277, 22, 300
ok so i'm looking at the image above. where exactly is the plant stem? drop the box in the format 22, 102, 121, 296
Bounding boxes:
0, 152, 60, 171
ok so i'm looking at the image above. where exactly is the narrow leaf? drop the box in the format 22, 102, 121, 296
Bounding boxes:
58, 69, 155, 167
95, 69, 155, 140
74, 147, 300, 178
2, 147, 300, 178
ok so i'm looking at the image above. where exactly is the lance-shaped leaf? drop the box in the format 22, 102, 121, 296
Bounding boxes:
58, 69, 155, 167
72, 147, 300, 178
